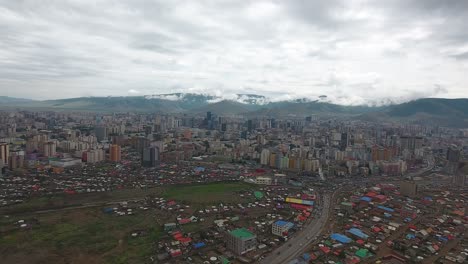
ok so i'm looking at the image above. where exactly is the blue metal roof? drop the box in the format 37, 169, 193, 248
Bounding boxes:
330, 233, 352, 243
348, 228, 369, 239
360, 196, 372, 202
275, 220, 287, 226
377, 205, 395, 212
193, 242, 206, 248
275, 220, 293, 227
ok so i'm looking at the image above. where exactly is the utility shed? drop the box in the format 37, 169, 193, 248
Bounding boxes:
348, 228, 369, 240
330, 233, 352, 243
355, 248, 371, 258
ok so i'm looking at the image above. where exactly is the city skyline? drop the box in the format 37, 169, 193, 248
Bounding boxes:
1, 0, 468, 104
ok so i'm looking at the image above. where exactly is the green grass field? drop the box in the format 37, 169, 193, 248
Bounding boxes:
0, 187, 163, 215
1, 182, 255, 215
0, 182, 256, 263
0, 209, 162, 264
162, 182, 257, 204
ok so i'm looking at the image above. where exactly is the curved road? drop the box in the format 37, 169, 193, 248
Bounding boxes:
260, 192, 334, 264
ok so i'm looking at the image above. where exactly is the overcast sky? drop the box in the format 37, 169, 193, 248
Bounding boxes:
1, 0, 468, 104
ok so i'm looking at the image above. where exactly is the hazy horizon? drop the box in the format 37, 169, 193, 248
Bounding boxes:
1, 93, 468, 108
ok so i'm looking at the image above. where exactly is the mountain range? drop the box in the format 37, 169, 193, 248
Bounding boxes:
1, 94, 467, 127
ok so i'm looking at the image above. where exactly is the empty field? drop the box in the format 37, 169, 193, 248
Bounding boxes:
0, 208, 163, 264
162, 182, 257, 204
0, 182, 257, 263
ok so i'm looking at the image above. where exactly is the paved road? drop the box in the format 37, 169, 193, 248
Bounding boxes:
260, 192, 333, 264
406, 156, 435, 178
3, 198, 144, 216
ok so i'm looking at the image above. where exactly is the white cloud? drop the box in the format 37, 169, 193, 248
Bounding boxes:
128, 89, 140, 94
0, 0, 467, 104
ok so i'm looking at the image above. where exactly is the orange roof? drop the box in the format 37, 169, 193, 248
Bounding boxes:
452, 210, 464, 216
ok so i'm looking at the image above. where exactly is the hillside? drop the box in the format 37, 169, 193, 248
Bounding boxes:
385, 98, 468, 118
191, 100, 258, 115
365, 98, 468, 127
0, 96, 34, 104
2, 94, 269, 113
1, 94, 468, 127
248, 101, 378, 117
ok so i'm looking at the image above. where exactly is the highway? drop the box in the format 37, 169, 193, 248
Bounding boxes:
260, 192, 334, 264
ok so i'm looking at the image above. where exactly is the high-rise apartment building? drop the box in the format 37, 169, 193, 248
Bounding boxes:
133, 136, 150, 154
446, 145, 461, 174
260, 149, 270, 165
86, 149, 105, 163
400, 136, 423, 152
42, 141, 56, 157
447, 145, 461, 162
453, 173, 466, 188
8, 151, 24, 170
142, 146, 160, 167
109, 144, 121, 162
371, 146, 397, 161
95, 126, 107, 142
0, 142, 9, 165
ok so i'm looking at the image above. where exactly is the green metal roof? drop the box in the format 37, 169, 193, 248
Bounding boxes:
230, 228, 254, 239
355, 248, 370, 258
220, 256, 230, 264
254, 191, 264, 199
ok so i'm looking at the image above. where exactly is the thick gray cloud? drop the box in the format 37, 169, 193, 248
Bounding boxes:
0, 0, 467, 104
